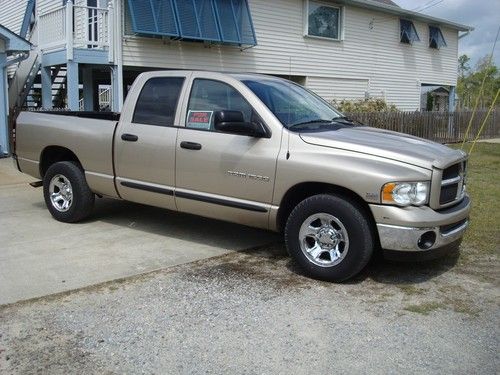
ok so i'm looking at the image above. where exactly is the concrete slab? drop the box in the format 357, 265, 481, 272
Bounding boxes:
0, 158, 279, 305
477, 138, 500, 143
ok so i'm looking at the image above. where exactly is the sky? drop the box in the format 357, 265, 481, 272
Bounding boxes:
395, 0, 500, 68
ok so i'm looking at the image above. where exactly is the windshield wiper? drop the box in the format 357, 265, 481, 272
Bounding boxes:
332, 116, 363, 126
288, 119, 333, 129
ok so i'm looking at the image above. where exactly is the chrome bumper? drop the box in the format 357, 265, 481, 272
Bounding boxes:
372, 195, 471, 252
377, 220, 469, 252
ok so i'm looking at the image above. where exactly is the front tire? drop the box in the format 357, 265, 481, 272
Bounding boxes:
285, 194, 374, 282
43, 161, 95, 223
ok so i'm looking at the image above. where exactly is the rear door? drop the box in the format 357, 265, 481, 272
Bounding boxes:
114, 72, 190, 210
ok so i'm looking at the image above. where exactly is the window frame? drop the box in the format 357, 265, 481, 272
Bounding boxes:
184, 78, 270, 137
304, 0, 344, 42
428, 25, 447, 49
132, 76, 186, 127
400, 19, 420, 45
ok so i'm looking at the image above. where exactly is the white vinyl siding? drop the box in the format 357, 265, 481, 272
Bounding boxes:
0, 0, 28, 34
306, 76, 368, 102
0, 0, 29, 78
121, 0, 459, 111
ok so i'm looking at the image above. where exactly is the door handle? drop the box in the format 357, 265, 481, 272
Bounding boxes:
121, 133, 138, 142
180, 141, 202, 150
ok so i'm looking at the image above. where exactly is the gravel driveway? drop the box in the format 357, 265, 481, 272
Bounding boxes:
1, 244, 498, 374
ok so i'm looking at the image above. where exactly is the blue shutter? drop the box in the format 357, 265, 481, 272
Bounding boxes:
127, 0, 179, 37
213, 0, 256, 45
175, 0, 221, 42
127, 0, 256, 45
230, 0, 256, 45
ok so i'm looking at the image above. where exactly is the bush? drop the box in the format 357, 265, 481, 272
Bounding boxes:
331, 98, 398, 113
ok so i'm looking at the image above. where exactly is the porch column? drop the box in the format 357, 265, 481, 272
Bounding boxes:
66, 61, 80, 110
41, 66, 53, 109
82, 67, 94, 111
448, 86, 456, 112
447, 85, 457, 136
0, 54, 8, 156
111, 65, 122, 112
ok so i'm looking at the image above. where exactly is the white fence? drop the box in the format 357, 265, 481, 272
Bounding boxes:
38, 1, 112, 55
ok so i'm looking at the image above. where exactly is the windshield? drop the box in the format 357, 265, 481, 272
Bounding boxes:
241, 78, 343, 129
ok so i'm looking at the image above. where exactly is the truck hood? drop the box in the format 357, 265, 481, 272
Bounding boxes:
299, 126, 466, 169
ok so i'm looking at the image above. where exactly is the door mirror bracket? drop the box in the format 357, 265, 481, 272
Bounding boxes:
213, 111, 269, 138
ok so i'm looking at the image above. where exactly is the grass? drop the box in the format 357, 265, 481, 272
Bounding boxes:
449, 142, 500, 256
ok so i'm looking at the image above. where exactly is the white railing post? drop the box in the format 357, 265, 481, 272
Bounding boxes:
66, 0, 74, 60
108, 1, 114, 63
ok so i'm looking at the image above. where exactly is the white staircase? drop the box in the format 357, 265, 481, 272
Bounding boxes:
8, 23, 40, 120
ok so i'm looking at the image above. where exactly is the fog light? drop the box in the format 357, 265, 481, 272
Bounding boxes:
417, 231, 436, 250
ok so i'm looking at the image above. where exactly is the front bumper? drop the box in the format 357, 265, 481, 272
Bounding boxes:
370, 195, 471, 252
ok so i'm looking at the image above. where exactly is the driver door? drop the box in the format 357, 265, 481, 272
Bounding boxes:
175, 77, 281, 229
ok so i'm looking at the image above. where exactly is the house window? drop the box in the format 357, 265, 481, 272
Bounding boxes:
400, 19, 420, 44
429, 26, 447, 49
306, 1, 342, 40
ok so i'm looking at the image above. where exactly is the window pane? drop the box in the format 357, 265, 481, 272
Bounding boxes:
400, 19, 420, 44
133, 77, 185, 126
186, 79, 253, 130
308, 2, 339, 39
243, 79, 341, 128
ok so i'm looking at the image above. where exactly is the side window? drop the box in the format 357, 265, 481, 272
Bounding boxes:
186, 79, 253, 130
133, 77, 185, 126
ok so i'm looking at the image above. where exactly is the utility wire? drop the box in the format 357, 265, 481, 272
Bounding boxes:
371, 0, 444, 25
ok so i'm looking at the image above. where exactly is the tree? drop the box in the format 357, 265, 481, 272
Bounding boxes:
457, 54, 500, 109
458, 54, 471, 79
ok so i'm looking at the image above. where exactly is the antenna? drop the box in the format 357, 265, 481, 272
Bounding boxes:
286, 56, 292, 160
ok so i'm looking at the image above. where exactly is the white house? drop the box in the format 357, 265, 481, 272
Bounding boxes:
1, 0, 473, 119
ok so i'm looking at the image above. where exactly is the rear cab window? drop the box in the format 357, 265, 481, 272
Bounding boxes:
133, 77, 185, 126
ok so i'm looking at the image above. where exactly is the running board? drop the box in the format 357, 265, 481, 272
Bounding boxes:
29, 181, 43, 188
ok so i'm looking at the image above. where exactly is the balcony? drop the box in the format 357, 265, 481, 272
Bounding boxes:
38, 0, 114, 62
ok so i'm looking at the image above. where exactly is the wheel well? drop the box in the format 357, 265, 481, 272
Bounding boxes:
276, 182, 376, 233
40, 146, 81, 178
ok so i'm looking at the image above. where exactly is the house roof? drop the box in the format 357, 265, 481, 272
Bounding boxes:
371, 0, 400, 7
0, 24, 31, 53
340, 0, 474, 32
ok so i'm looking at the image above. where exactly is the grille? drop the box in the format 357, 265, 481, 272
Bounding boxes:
439, 161, 466, 206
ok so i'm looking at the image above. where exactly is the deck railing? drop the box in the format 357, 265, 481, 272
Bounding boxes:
38, 0, 113, 60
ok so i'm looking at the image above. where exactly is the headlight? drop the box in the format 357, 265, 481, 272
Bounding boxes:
381, 181, 429, 206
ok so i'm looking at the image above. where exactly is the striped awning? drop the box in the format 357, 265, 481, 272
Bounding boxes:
127, 0, 257, 46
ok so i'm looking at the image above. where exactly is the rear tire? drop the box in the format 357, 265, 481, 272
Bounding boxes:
43, 161, 95, 223
284, 194, 373, 282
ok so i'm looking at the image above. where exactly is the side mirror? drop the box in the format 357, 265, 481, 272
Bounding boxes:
213, 110, 267, 138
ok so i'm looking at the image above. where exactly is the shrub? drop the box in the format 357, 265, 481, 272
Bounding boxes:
331, 98, 398, 113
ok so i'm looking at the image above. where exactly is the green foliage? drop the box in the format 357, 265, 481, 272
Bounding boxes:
331, 98, 398, 113
457, 54, 500, 109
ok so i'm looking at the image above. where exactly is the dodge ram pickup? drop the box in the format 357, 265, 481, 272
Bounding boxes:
13, 71, 471, 281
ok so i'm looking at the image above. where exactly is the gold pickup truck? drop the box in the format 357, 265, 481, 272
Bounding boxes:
13, 71, 470, 281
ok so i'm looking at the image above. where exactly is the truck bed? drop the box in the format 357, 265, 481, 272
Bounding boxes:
15, 111, 119, 198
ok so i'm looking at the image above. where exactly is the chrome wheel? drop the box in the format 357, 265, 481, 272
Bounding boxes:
299, 213, 349, 267
49, 174, 73, 212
